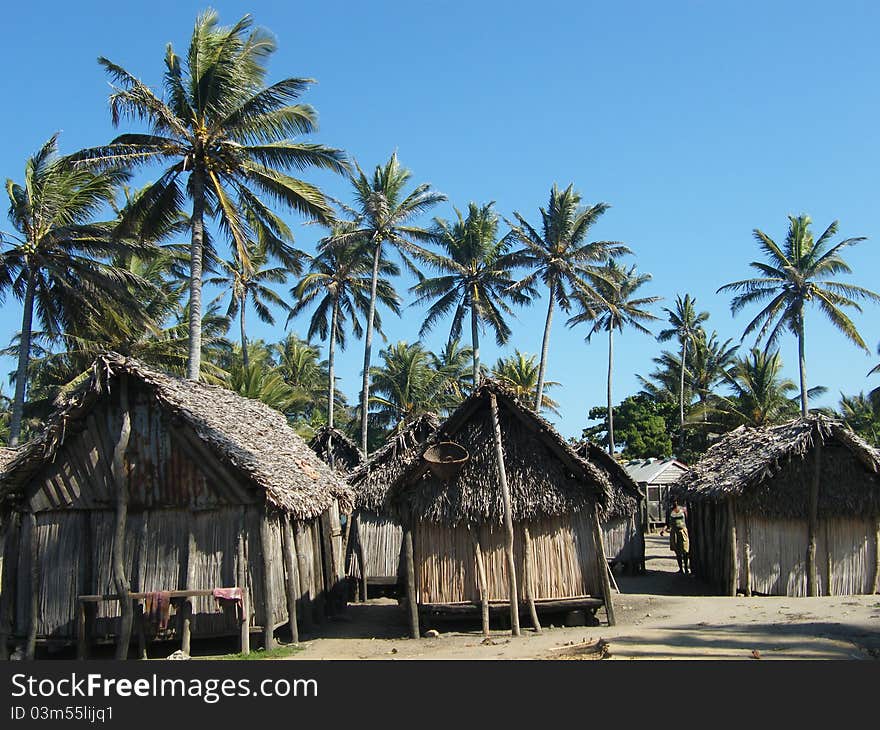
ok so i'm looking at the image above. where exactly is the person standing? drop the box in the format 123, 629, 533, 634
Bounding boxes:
661, 498, 690, 574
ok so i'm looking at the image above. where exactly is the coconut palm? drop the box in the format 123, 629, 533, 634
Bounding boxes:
208, 241, 291, 370
1, 134, 149, 445
491, 350, 561, 415
839, 392, 879, 445
412, 202, 532, 387
567, 260, 660, 454
430, 338, 475, 403
72, 10, 347, 380
657, 294, 710, 451
506, 183, 629, 411
290, 234, 400, 429
688, 330, 739, 419
330, 153, 445, 453
718, 215, 879, 416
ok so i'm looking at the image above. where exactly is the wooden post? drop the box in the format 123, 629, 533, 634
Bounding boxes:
319, 511, 335, 615
293, 521, 314, 632
180, 524, 197, 655
281, 516, 300, 644
236, 509, 250, 655
807, 433, 822, 597
0, 512, 20, 660
76, 601, 88, 660
136, 513, 149, 659
728, 501, 738, 596
744, 517, 752, 597
824, 519, 833, 597
358, 531, 369, 603
111, 375, 133, 660
873, 519, 880, 595
522, 524, 542, 633
259, 513, 277, 651
135, 602, 147, 660
403, 524, 419, 639
489, 392, 520, 637
591, 503, 616, 626
25, 512, 39, 660
470, 526, 490, 636
179, 599, 193, 655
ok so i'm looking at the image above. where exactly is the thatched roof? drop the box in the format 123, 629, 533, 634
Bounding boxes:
308, 426, 363, 474
347, 413, 439, 512
388, 380, 611, 525
672, 416, 880, 517
575, 442, 642, 520
0, 447, 19, 474
0, 354, 353, 519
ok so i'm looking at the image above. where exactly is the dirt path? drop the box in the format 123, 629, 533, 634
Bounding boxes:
282, 535, 880, 660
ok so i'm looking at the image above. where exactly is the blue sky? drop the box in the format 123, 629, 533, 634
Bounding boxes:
2, 1, 879, 439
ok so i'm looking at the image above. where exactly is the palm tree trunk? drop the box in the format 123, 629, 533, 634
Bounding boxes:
798, 319, 809, 417
9, 269, 36, 447
679, 338, 688, 453
240, 293, 249, 370
470, 305, 480, 390
534, 281, 556, 412
328, 298, 339, 429
186, 170, 206, 381
607, 327, 615, 456
360, 237, 382, 455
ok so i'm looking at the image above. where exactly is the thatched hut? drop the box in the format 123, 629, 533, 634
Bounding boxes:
0, 354, 353, 659
387, 380, 616, 637
672, 416, 880, 597
307, 426, 363, 474
623, 457, 688, 530
576, 442, 645, 573
345, 414, 438, 599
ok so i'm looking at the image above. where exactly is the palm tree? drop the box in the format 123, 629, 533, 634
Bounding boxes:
688, 330, 739, 419
1, 135, 148, 445
839, 392, 879, 445
657, 294, 710, 451
868, 343, 880, 405
430, 338, 474, 403
412, 202, 532, 386
73, 10, 347, 380
290, 235, 400, 429
567, 260, 659, 454
718, 215, 879, 416
491, 350, 561, 415
208, 241, 291, 369
506, 184, 629, 411
330, 153, 445, 453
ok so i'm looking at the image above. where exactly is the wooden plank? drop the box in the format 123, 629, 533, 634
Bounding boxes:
0, 513, 20, 660
236, 508, 250, 656
403, 525, 419, 639
259, 513, 277, 650
292, 521, 314, 632
281, 516, 299, 644
25, 513, 38, 659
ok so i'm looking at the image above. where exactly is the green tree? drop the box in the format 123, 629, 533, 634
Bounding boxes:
491, 350, 561, 415
290, 233, 400, 429
430, 338, 475, 402
331, 153, 445, 454
657, 294, 709, 452
1, 135, 147, 445
583, 395, 674, 459
567, 259, 659, 454
838, 392, 879, 446
718, 215, 879, 416
412, 202, 532, 386
689, 330, 739, 419
506, 184, 629, 412
74, 10, 347, 380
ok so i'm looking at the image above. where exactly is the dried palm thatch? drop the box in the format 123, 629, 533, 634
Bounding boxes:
388, 380, 611, 525
347, 413, 440, 512
673, 416, 880, 518
0, 447, 18, 474
308, 426, 363, 474
0, 353, 353, 519
575, 442, 642, 520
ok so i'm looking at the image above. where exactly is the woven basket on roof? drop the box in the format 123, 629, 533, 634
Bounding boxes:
423, 442, 469, 480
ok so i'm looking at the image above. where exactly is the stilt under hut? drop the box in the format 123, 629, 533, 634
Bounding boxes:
387, 380, 616, 638
344, 414, 439, 600
672, 416, 880, 597
0, 354, 353, 659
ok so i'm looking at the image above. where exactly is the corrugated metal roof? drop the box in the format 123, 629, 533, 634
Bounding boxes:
623, 457, 688, 485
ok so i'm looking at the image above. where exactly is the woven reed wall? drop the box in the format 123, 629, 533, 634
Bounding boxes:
346, 510, 403, 580
414, 511, 601, 604
602, 516, 643, 563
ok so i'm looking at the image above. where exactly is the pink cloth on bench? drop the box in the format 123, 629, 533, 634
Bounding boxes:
212, 587, 243, 607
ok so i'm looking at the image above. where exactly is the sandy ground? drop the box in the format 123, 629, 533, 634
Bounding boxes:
283, 535, 880, 660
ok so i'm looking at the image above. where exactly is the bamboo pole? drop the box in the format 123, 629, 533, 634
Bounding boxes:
259, 513, 277, 650
522, 524, 542, 633
591, 504, 616, 626
470, 527, 490, 636
489, 392, 520, 637
403, 524, 419, 639
807, 433, 822, 597
728, 500, 737, 596
111, 375, 133, 660
25, 513, 38, 660
281, 516, 300, 644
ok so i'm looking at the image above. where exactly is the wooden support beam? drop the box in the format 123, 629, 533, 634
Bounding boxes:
0, 513, 21, 660
135, 602, 147, 660
25, 513, 39, 660
76, 601, 88, 660
489, 392, 520, 637
728, 501, 738, 596
470, 527, 490, 637
744, 517, 752, 597
179, 599, 193, 655
591, 503, 616, 626
259, 513, 277, 651
824, 519, 833, 597
293, 521, 314, 632
281, 516, 300, 644
111, 375, 133, 660
807, 433, 822, 597
236, 510, 250, 656
403, 525, 419, 639
873, 519, 880, 595
522, 524, 542, 633
319, 511, 335, 615
358, 519, 369, 603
